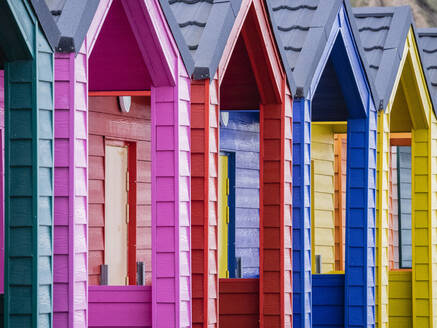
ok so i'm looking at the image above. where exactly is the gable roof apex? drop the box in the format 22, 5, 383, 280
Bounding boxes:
38, 0, 99, 54
159, 0, 241, 79
353, 5, 415, 111
266, 0, 378, 106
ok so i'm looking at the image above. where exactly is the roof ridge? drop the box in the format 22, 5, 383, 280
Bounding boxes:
278, 25, 310, 32
169, 0, 213, 3
272, 4, 317, 11
358, 26, 389, 32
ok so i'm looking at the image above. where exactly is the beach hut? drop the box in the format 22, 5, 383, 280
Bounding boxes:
353, 8, 437, 327
160, 0, 293, 325
0, 0, 59, 326
46, 0, 192, 327
267, 0, 378, 326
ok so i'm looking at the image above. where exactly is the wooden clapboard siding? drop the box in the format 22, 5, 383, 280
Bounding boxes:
283, 88, 293, 326
376, 111, 390, 328
219, 279, 259, 327
88, 96, 151, 285
53, 42, 89, 328
219, 112, 260, 278
190, 77, 219, 328
292, 99, 312, 327
311, 125, 335, 273
334, 135, 346, 271
89, 286, 152, 327
152, 81, 192, 327
312, 274, 344, 328
388, 271, 412, 327
3, 1, 55, 324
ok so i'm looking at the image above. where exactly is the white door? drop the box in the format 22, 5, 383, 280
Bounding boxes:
105, 144, 129, 285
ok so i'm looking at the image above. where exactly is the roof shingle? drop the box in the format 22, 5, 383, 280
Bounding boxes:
159, 0, 241, 79
266, 0, 374, 101
352, 6, 412, 110
418, 28, 437, 113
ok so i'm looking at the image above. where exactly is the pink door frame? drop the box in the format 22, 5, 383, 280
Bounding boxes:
53, 1, 191, 327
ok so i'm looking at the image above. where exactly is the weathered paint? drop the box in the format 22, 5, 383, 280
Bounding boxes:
375, 28, 437, 328
52, 0, 191, 327
292, 5, 377, 327
220, 112, 260, 278
1, 0, 55, 326
190, 0, 292, 326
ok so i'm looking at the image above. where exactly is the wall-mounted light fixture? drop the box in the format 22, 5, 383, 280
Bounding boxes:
118, 96, 131, 113
220, 111, 229, 127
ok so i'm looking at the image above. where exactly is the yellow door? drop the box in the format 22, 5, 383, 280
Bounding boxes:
219, 155, 229, 278
105, 145, 129, 285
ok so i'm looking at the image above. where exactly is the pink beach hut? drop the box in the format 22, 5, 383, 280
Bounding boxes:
48, 0, 191, 327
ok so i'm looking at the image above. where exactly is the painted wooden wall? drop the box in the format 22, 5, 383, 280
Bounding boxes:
190, 77, 219, 328
219, 279, 259, 326
2, 1, 55, 326
151, 63, 192, 328
311, 125, 335, 273
312, 274, 344, 328
220, 112, 260, 278
89, 286, 152, 327
388, 271, 412, 327
292, 99, 312, 328
376, 111, 390, 328
397, 146, 412, 268
334, 135, 346, 271
88, 96, 151, 285
53, 44, 89, 327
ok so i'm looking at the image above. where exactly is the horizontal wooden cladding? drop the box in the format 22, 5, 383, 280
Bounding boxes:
89, 286, 151, 327
89, 96, 151, 285
312, 274, 345, 328
219, 279, 259, 327
388, 271, 412, 327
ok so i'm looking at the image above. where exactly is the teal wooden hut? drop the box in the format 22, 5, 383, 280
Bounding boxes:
0, 0, 59, 326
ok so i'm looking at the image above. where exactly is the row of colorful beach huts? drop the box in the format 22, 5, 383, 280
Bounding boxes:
1, 0, 437, 327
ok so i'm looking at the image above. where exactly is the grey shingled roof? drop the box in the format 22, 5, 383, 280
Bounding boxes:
30, 0, 61, 50
353, 6, 413, 111
418, 28, 437, 115
266, 0, 378, 106
42, 0, 99, 53
159, 0, 242, 79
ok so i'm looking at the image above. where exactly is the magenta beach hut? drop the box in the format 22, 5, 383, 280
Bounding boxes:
48, 0, 191, 327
